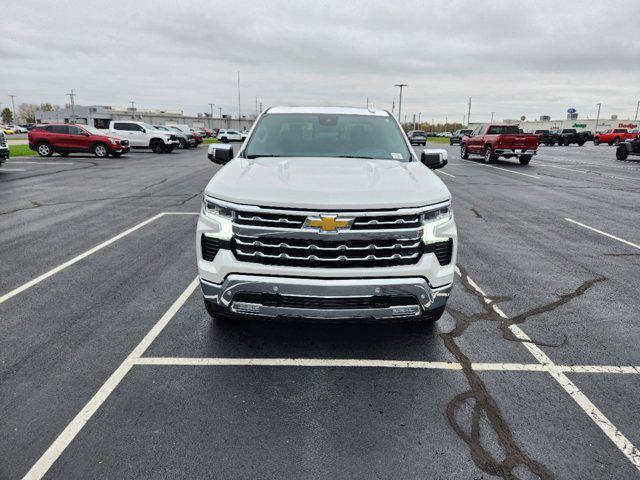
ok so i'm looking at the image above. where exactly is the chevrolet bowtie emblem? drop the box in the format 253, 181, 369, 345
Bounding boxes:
304, 214, 354, 233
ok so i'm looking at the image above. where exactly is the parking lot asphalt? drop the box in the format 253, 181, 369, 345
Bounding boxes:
1, 143, 639, 479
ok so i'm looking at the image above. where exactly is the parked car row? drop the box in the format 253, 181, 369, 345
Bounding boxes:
27, 121, 208, 158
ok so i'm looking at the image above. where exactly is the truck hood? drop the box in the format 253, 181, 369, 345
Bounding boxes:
205, 157, 450, 210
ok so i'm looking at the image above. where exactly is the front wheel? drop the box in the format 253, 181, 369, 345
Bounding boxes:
151, 140, 165, 154
37, 142, 53, 157
519, 155, 532, 165
460, 143, 469, 159
594, 137, 600, 145
93, 143, 109, 158
221, 137, 229, 143
564, 139, 570, 146
616, 146, 629, 160
178, 138, 188, 149
484, 146, 496, 163
578, 141, 585, 146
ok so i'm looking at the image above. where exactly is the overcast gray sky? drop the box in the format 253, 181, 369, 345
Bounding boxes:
3, 0, 640, 122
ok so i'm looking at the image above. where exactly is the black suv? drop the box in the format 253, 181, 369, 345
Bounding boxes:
556, 129, 589, 146
533, 130, 558, 146
450, 129, 472, 145
407, 130, 427, 146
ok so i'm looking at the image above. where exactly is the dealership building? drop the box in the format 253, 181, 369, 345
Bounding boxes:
34, 105, 255, 130
470, 113, 638, 133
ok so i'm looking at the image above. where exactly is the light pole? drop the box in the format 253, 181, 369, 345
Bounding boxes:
9, 95, 16, 123
66, 90, 76, 123
595, 103, 601, 134
208, 103, 215, 129
635, 100, 639, 122
394, 83, 407, 125
467, 97, 472, 125
237, 71, 241, 129
491, 112, 494, 122
129, 100, 136, 120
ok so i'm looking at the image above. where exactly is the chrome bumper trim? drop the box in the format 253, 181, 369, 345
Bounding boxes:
200, 274, 451, 319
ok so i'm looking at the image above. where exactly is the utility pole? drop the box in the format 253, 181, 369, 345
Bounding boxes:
412, 114, 416, 130
208, 103, 215, 129
491, 112, 495, 122
259, 102, 263, 113
66, 90, 76, 123
394, 83, 407, 124
217, 107, 222, 118
9, 95, 17, 123
129, 100, 135, 119
237, 71, 241, 129
418, 112, 421, 127
595, 102, 602, 134
255, 97, 258, 117
635, 100, 639, 122
467, 97, 472, 125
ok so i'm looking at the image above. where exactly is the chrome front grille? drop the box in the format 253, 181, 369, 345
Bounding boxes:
234, 212, 421, 231
0, 134, 6, 147
232, 234, 422, 268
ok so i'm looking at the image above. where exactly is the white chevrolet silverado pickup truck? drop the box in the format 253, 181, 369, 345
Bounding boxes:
0, 131, 9, 167
198, 106, 456, 322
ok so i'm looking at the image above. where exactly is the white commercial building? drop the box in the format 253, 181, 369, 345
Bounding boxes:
470, 115, 638, 133
35, 105, 255, 130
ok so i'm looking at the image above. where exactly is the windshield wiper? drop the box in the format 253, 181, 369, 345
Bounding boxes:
246, 154, 281, 159
336, 155, 375, 159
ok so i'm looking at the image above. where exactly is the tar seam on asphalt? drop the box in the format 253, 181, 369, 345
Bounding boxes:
441, 265, 606, 479
471, 208, 483, 219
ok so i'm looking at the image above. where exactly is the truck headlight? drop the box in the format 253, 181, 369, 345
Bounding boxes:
202, 197, 234, 240
108, 137, 119, 145
421, 205, 452, 244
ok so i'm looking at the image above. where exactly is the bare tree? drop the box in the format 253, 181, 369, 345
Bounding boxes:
19, 103, 38, 123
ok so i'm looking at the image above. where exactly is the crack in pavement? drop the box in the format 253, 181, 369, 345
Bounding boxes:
471, 208, 484, 219
441, 265, 607, 479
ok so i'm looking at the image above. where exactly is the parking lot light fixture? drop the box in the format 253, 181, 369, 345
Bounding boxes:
595, 103, 602, 134
635, 100, 639, 122
394, 83, 407, 123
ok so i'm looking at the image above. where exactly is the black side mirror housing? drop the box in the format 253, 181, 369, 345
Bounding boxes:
208, 144, 234, 165
421, 149, 448, 170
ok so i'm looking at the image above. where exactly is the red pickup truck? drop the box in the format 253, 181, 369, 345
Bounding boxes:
593, 128, 637, 146
460, 124, 539, 164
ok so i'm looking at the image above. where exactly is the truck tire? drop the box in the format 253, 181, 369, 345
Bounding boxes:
36, 142, 53, 157
204, 299, 233, 322
178, 138, 188, 149
578, 141, 585, 146
484, 146, 496, 163
93, 143, 109, 158
419, 305, 446, 323
221, 137, 229, 143
150, 140, 165, 153
563, 139, 570, 146
460, 143, 469, 159
519, 155, 532, 165
616, 146, 629, 160
594, 137, 600, 145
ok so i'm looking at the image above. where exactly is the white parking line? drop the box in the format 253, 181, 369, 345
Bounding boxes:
0, 211, 198, 306
457, 161, 541, 179
456, 266, 640, 471
133, 358, 640, 374
22, 277, 200, 480
435, 170, 456, 178
565, 218, 640, 250
538, 164, 640, 181
1, 168, 26, 172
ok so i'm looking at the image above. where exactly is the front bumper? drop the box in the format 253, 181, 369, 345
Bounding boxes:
200, 274, 451, 319
0, 147, 8, 161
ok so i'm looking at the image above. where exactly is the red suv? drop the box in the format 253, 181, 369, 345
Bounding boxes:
28, 124, 130, 158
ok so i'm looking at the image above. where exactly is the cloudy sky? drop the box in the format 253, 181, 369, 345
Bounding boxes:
3, 0, 640, 123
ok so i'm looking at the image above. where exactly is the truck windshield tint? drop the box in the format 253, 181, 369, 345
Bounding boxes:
244, 113, 411, 161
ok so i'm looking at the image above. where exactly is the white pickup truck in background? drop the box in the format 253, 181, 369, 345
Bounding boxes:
0, 131, 9, 167
108, 121, 179, 153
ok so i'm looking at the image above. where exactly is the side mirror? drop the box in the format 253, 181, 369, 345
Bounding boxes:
421, 148, 448, 170
208, 144, 234, 165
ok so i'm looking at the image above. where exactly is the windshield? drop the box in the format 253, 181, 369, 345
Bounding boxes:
244, 113, 411, 161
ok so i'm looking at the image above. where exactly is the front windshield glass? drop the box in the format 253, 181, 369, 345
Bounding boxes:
244, 113, 411, 161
